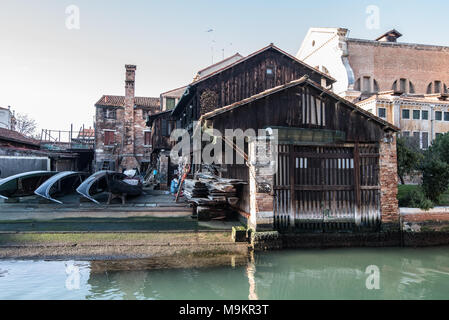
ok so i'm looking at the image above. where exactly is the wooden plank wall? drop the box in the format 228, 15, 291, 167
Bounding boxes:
273, 143, 381, 231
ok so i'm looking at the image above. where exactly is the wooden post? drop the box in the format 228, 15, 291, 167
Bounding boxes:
289, 145, 296, 228
354, 143, 361, 211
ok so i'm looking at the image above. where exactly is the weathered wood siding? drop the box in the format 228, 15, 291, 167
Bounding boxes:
178, 48, 332, 129
210, 84, 386, 143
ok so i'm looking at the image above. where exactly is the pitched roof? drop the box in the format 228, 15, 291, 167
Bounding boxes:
375, 29, 402, 41
95, 95, 160, 108
171, 44, 337, 117
202, 76, 399, 132
194, 53, 244, 80
190, 43, 335, 86
160, 85, 188, 98
0, 128, 40, 146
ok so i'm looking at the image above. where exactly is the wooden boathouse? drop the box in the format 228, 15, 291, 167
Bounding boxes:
169, 44, 400, 233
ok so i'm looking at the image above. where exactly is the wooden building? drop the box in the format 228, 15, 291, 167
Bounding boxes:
200, 76, 399, 232
147, 43, 400, 233
171, 44, 334, 131
167, 43, 400, 232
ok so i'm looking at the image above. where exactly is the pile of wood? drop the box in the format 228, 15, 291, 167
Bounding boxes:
182, 174, 247, 221
183, 179, 208, 199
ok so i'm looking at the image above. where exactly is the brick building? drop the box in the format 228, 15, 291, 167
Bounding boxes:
296, 28, 449, 102
94, 65, 160, 173
357, 91, 449, 148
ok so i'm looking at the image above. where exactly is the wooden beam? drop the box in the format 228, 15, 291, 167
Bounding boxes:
353, 142, 361, 210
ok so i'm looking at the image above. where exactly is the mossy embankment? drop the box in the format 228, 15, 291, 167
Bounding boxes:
0, 231, 249, 261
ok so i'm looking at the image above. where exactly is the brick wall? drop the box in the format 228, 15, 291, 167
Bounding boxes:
347, 41, 449, 94
379, 133, 400, 230
248, 137, 276, 231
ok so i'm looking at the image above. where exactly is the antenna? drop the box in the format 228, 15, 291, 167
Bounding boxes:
206, 28, 214, 64
221, 42, 233, 61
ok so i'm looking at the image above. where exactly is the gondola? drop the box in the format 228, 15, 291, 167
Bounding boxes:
76, 170, 138, 204
34, 171, 89, 204
0, 171, 58, 200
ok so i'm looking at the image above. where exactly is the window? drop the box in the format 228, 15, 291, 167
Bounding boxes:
301, 92, 325, 126
362, 77, 371, 93
354, 77, 379, 93
104, 131, 115, 145
412, 132, 420, 148
144, 131, 151, 146
103, 108, 116, 120
354, 78, 361, 91
413, 110, 420, 120
266, 66, 274, 76
435, 81, 441, 93
166, 98, 176, 110
402, 131, 410, 137
422, 110, 429, 120
378, 107, 386, 118
402, 109, 410, 119
435, 111, 442, 121
445, 112, 449, 122
422, 132, 429, 149
161, 119, 168, 137
400, 78, 406, 92
427, 81, 448, 94
392, 79, 414, 93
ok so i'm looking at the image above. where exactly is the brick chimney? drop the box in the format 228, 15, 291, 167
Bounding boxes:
120, 64, 140, 171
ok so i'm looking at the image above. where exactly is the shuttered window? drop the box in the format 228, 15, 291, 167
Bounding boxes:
144, 131, 151, 146
104, 131, 115, 145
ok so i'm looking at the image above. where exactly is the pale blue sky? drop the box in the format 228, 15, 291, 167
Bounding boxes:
0, 0, 448, 131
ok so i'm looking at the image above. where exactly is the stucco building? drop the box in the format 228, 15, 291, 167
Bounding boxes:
357, 91, 449, 149
0, 106, 15, 130
296, 28, 449, 102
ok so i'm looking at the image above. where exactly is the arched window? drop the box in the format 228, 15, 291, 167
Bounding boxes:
392, 78, 414, 93
427, 81, 448, 94
373, 79, 379, 93
354, 76, 379, 93
354, 78, 361, 91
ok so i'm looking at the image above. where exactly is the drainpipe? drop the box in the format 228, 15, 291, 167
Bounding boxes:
430, 104, 435, 143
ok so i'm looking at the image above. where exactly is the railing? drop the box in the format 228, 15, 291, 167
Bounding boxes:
40, 125, 94, 151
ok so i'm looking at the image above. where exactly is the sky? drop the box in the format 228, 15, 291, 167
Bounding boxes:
0, 0, 448, 134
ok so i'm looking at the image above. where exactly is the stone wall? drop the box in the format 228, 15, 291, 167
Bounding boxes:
379, 134, 400, 231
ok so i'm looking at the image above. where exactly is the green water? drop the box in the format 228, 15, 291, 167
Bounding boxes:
0, 247, 449, 299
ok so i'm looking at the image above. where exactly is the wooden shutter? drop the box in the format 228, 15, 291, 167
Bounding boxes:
144, 131, 151, 145
161, 119, 168, 137
104, 131, 114, 145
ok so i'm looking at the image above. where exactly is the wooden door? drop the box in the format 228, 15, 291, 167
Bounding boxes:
273, 144, 380, 231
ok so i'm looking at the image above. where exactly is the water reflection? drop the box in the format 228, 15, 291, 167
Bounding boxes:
0, 247, 449, 299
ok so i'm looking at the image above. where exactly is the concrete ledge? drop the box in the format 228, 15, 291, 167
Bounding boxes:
400, 207, 449, 215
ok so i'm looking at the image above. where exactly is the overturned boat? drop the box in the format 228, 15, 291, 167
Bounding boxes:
76, 171, 141, 204
0, 171, 58, 200
34, 171, 88, 204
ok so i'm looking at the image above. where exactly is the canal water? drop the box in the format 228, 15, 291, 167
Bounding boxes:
0, 247, 448, 299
